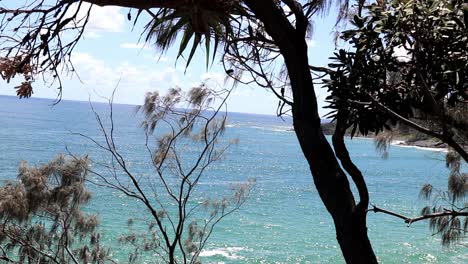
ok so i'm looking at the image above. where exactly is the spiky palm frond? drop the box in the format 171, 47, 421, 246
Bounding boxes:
144, 0, 241, 70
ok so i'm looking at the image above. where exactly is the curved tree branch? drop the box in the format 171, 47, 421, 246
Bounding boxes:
332, 111, 369, 213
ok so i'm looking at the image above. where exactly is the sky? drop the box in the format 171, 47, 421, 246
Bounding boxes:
0, 3, 341, 116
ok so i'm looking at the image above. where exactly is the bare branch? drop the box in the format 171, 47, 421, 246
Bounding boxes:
368, 205, 468, 225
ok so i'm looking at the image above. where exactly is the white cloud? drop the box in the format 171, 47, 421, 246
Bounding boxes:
83, 31, 101, 39
120, 43, 149, 50
67, 3, 125, 36
307, 39, 317, 48
157, 56, 169, 62
200, 72, 225, 84
66, 52, 181, 104
86, 4, 124, 33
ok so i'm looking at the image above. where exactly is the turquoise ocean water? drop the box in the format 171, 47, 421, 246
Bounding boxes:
0, 95, 466, 263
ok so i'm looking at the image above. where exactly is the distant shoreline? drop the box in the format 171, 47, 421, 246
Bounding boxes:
390, 140, 449, 153
351, 136, 449, 153
320, 122, 455, 154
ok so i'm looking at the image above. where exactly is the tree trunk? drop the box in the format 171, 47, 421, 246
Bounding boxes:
168, 247, 175, 264
244, 1, 378, 262
294, 115, 377, 264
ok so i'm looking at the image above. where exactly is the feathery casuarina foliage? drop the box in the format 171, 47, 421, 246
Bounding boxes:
419, 151, 467, 246
0, 155, 109, 263
84, 86, 254, 263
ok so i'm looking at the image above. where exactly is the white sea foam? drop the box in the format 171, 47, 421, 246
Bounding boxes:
225, 122, 293, 132
271, 127, 294, 132
353, 137, 449, 153
402, 242, 412, 248
263, 223, 281, 229
391, 141, 449, 153
248, 125, 294, 133
199, 247, 245, 260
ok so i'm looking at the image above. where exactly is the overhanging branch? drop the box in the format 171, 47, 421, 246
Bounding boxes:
368, 205, 468, 225
83, 0, 187, 9
83, 0, 229, 11
368, 95, 468, 162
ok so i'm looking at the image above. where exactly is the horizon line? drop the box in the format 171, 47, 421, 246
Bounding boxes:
0, 94, 297, 118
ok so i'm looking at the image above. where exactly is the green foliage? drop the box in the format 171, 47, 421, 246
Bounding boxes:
322, 0, 468, 246
323, 0, 468, 137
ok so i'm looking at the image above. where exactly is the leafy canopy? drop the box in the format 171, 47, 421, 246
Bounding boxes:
324, 0, 468, 137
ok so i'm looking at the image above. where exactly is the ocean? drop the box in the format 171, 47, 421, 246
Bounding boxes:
0, 95, 466, 263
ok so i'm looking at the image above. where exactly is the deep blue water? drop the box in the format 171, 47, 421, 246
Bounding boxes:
0, 95, 466, 263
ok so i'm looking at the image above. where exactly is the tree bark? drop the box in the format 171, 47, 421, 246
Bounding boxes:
244, 1, 378, 263
78, 0, 378, 262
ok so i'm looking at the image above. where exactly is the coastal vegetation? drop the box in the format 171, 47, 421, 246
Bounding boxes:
0, 86, 253, 263
0, 0, 467, 263
0, 155, 110, 263
84, 87, 253, 264
316, 0, 468, 246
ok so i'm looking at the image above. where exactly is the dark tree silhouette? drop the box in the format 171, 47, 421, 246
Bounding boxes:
9, 0, 467, 262
316, 0, 467, 246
